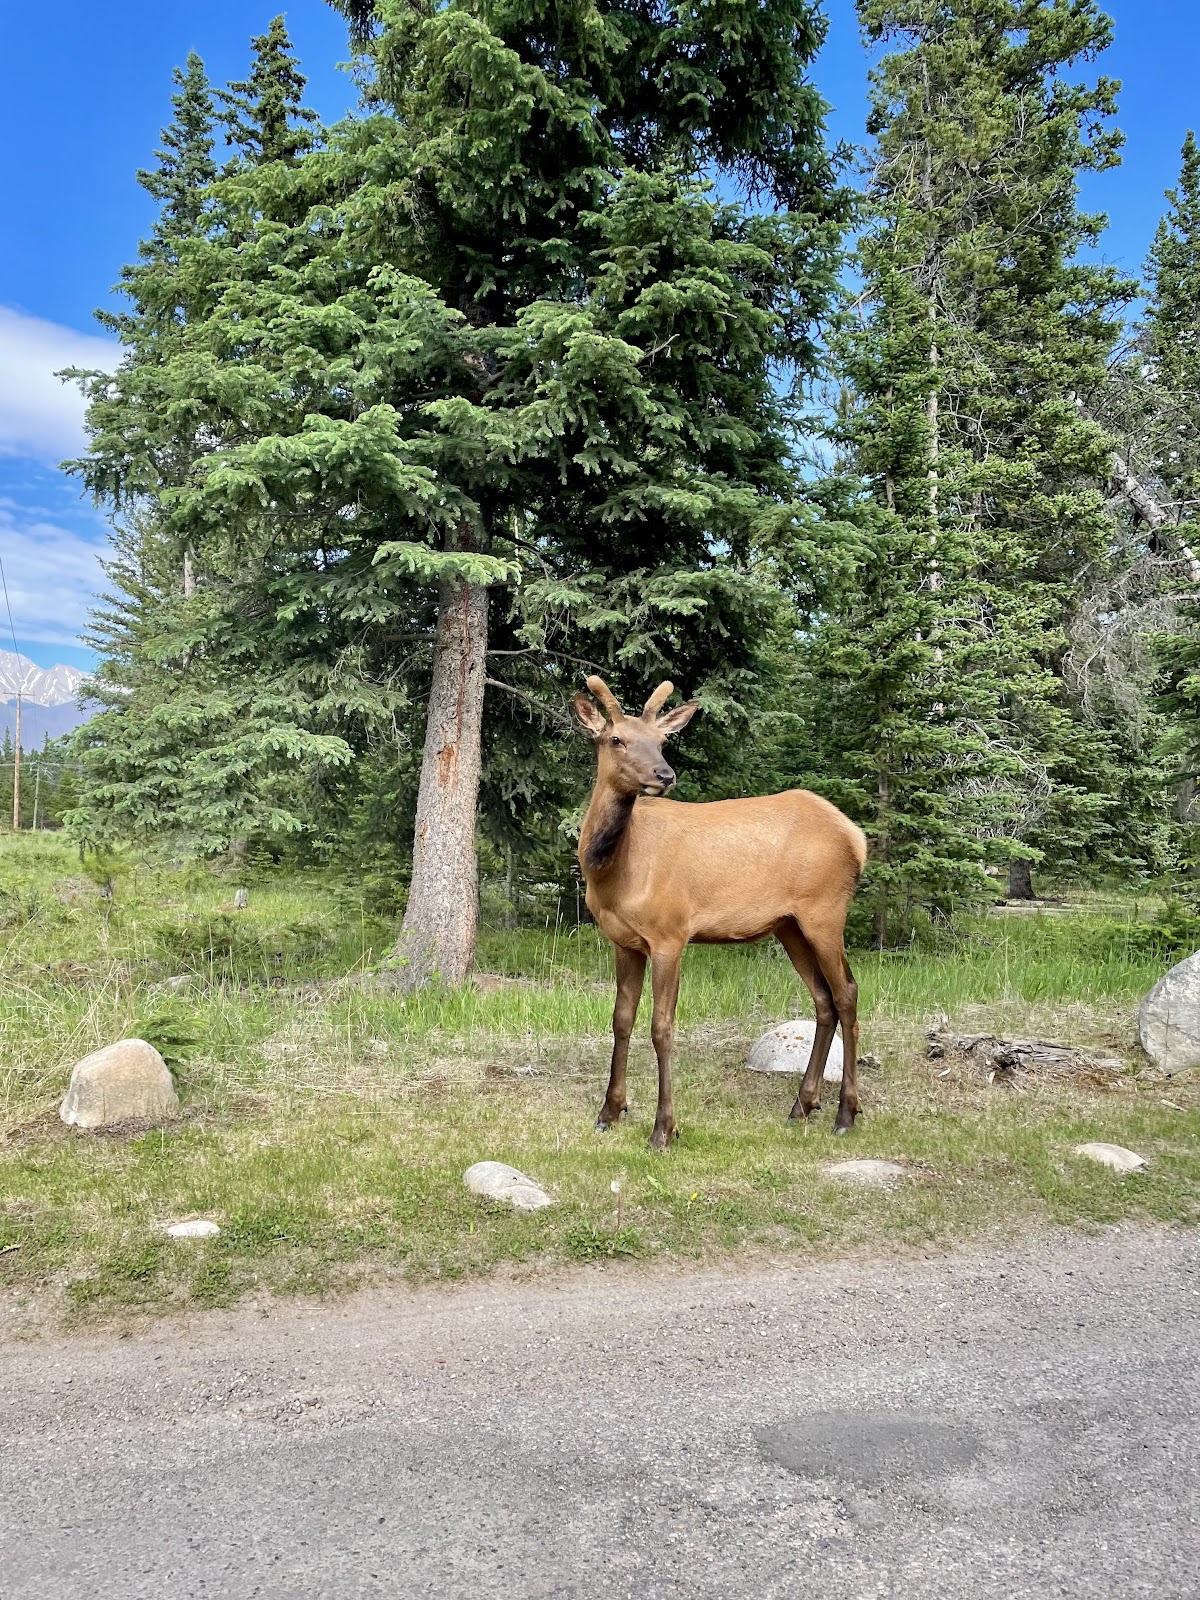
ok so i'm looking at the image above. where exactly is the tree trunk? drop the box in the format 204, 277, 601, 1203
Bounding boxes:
1007, 858, 1036, 901
393, 577, 489, 986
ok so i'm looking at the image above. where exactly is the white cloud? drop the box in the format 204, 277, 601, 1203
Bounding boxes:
0, 500, 107, 651
0, 306, 116, 461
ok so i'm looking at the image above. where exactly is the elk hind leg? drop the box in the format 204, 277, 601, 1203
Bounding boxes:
775, 918, 838, 1122
798, 914, 860, 1135
597, 945, 646, 1131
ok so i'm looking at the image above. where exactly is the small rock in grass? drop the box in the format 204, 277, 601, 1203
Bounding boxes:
60, 1039, 179, 1130
1073, 1142, 1148, 1174
747, 1020, 845, 1084
464, 1161, 554, 1213
823, 1158, 907, 1188
165, 1219, 221, 1239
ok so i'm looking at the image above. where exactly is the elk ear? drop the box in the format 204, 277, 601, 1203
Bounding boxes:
656, 700, 700, 739
573, 691, 607, 737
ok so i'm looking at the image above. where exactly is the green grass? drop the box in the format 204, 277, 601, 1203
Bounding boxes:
1, 831, 1197, 1322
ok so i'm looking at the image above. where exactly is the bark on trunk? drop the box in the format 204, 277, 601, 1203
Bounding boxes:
1007, 858, 1036, 901
394, 578, 488, 987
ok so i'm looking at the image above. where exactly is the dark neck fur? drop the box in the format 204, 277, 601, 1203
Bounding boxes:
583, 789, 636, 872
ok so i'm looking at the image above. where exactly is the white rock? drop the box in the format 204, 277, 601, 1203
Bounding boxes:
165, 1219, 221, 1239
823, 1158, 907, 1188
1139, 952, 1200, 1075
464, 1161, 554, 1213
1073, 1142, 1148, 1174
746, 1020, 845, 1084
60, 1039, 180, 1130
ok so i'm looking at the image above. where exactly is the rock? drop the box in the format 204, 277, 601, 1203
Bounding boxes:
59, 1039, 180, 1130
165, 1219, 220, 1239
1073, 1142, 1148, 1174
746, 1020, 845, 1084
1139, 952, 1200, 1075
464, 1161, 554, 1213
233, 887, 249, 911
823, 1158, 907, 1188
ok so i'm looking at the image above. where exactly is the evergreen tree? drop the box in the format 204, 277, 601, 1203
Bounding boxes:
71, 0, 847, 983
796, 0, 1135, 942
1136, 132, 1200, 819
219, 16, 319, 166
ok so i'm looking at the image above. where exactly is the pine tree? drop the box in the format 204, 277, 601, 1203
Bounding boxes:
797, 0, 1135, 942
218, 16, 319, 167
71, 0, 848, 983
1138, 132, 1200, 817
67, 47, 354, 853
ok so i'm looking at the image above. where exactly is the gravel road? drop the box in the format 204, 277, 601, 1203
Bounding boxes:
2, 1226, 1197, 1599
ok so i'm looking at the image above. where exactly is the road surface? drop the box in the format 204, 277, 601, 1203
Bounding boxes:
2, 1226, 1198, 1598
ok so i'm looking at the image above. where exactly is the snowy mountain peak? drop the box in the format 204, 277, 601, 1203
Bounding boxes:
0, 649, 87, 707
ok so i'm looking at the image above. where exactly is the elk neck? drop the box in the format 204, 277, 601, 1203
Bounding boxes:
580, 777, 637, 874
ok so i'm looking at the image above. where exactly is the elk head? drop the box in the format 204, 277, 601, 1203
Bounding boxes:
573, 675, 700, 796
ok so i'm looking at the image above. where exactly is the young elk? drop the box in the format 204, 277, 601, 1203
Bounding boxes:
574, 675, 867, 1150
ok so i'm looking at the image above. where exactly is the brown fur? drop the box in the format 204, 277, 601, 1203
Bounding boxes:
574, 676, 867, 1148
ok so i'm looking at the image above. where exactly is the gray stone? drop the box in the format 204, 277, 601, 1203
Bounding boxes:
1139, 951, 1200, 1075
165, 1219, 221, 1239
233, 887, 249, 911
823, 1158, 907, 1188
746, 1020, 845, 1084
60, 1039, 180, 1130
464, 1161, 554, 1213
1073, 1142, 1148, 1175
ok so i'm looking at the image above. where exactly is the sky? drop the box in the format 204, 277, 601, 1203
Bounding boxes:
0, 1, 1196, 672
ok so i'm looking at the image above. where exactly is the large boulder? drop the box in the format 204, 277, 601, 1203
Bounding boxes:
1139, 952, 1200, 1075
746, 1019, 844, 1083
60, 1039, 180, 1130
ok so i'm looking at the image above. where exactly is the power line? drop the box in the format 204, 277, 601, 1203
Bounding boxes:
0, 549, 20, 658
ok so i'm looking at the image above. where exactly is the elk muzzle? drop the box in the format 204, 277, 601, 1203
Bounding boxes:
642, 763, 676, 797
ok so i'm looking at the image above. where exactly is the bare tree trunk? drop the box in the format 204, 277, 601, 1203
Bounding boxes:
183, 545, 197, 599
1007, 859, 1036, 901
393, 578, 488, 986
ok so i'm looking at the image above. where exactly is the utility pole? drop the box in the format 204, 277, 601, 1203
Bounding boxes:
11, 691, 20, 831
31, 755, 40, 831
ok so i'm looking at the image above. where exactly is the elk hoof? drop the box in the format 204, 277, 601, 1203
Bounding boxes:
788, 1104, 820, 1123
832, 1121, 855, 1136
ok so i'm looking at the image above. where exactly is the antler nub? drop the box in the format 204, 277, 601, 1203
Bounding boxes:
584, 675, 623, 720
642, 681, 674, 720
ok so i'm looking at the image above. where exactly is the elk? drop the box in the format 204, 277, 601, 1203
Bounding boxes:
574, 675, 867, 1150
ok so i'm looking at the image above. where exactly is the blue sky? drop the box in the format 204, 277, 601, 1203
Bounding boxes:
0, 1, 1195, 671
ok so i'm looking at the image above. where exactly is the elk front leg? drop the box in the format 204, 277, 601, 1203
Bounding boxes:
649, 945, 684, 1150
597, 945, 646, 1131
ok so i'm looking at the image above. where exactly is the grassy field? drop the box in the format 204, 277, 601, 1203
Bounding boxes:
1, 832, 1197, 1321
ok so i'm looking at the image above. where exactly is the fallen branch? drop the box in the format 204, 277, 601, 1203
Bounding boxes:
926, 1024, 1125, 1085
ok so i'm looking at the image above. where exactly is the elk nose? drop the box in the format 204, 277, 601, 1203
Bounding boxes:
654, 765, 675, 786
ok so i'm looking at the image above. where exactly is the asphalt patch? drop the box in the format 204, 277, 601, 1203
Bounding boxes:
758, 1411, 982, 1488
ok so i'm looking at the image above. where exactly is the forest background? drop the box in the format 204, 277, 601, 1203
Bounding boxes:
9, 0, 1200, 978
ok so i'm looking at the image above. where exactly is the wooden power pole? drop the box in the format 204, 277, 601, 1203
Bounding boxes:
11, 691, 20, 831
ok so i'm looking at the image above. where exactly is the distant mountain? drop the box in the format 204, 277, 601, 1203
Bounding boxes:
0, 650, 98, 748
0, 650, 86, 707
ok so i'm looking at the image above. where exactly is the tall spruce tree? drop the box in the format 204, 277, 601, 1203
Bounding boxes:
71, 0, 847, 982
66, 44, 355, 854
219, 16, 320, 167
796, 0, 1134, 942
1139, 132, 1200, 809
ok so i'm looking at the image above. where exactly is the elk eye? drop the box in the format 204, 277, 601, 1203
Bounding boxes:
610, 736, 623, 748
